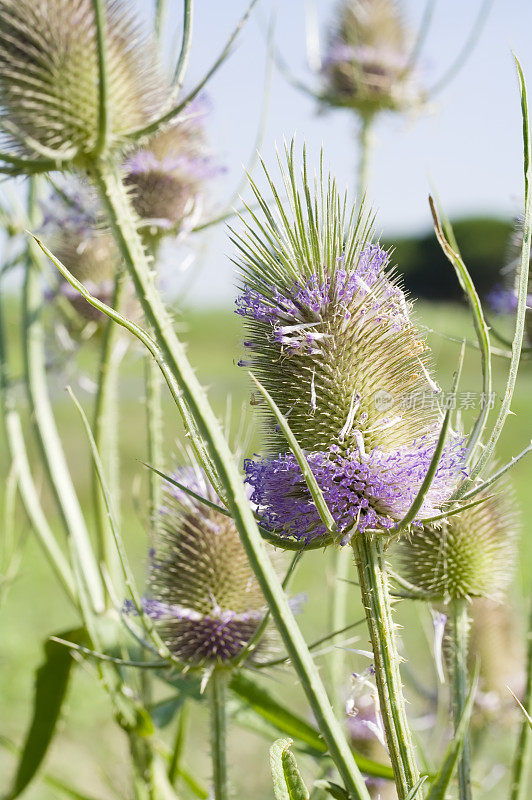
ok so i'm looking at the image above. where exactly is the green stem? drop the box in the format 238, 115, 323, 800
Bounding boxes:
91, 160, 371, 800
93, 273, 126, 592
210, 671, 229, 800
23, 182, 104, 612
509, 599, 532, 800
329, 547, 351, 712
352, 534, 420, 800
356, 114, 374, 204
451, 598, 472, 800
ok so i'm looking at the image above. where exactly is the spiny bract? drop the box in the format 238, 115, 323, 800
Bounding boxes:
321, 0, 422, 115
0, 0, 164, 160
140, 468, 269, 667
234, 147, 464, 544
397, 478, 519, 601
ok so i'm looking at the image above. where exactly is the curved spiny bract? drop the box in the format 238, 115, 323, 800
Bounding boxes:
398, 478, 519, 602
0, 0, 164, 161
141, 468, 270, 667
234, 150, 465, 544
321, 0, 422, 115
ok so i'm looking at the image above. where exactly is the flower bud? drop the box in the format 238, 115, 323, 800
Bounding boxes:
0, 0, 164, 160
321, 0, 422, 115
397, 479, 518, 601
139, 468, 270, 667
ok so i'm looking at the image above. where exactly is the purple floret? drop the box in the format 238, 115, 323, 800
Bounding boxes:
244, 436, 465, 544
235, 244, 409, 353
487, 285, 532, 314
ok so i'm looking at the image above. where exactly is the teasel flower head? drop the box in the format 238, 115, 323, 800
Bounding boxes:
0, 0, 164, 162
321, 0, 422, 116
124, 99, 219, 239
42, 181, 121, 322
397, 476, 519, 602
234, 147, 465, 546
137, 467, 271, 668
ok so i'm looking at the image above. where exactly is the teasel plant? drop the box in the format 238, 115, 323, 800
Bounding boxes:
227, 110, 532, 799
0, 1, 532, 799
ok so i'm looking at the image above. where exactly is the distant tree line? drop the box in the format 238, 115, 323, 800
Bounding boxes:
385, 216, 513, 301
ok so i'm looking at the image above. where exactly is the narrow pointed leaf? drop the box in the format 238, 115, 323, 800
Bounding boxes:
6, 628, 86, 799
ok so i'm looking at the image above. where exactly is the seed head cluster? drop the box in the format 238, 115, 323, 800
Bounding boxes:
0, 0, 164, 160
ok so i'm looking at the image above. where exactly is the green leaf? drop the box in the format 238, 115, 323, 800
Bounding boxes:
425, 665, 479, 800
229, 673, 394, 781
313, 779, 349, 799
6, 628, 86, 799
270, 738, 310, 800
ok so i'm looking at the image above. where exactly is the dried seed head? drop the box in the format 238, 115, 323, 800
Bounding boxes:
234, 148, 464, 544
397, 479, 519, 602
124, 100, 219, 237
322, 0, 422, 115
141, 468, 270, 667
0, 0, 164, 160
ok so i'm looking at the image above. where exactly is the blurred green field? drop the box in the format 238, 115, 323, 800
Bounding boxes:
0, 301, 531, 799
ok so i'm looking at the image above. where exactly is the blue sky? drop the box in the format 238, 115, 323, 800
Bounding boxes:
151, 0, 532, 306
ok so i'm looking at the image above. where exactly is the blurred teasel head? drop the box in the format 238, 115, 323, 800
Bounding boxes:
0, 0, 164, 163
124, 99, 219, 239
42, 181, 121, 322
397, 477, 519, 602
138, 467, 270, 668
234, 146, 465, 547
321, 0, 422, 116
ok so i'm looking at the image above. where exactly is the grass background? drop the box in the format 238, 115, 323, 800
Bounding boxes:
0, 300, 530, 799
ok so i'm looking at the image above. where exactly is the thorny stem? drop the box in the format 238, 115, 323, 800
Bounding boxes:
93, 272, 127, 593
90, 160, 371, 800
210, 671, 229, 800
451, 598, 472, 800
352, 534, 421, 800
